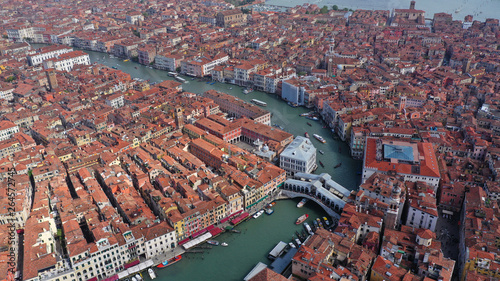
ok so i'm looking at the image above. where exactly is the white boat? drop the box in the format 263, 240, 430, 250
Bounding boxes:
319, 150, 324, 154
304, 222, 314, 235
295, 238, 302, 246
313, 134, 326, 144
148, 268, 157, 279
221, 242, 228, 246
289, 242, 296, 248
297, 198, 307, 208
251, 99, 267, 106
135, 274, 142, 281
253, 210, 265, 218
175, 76, 186, 83
132, 277, 137, 281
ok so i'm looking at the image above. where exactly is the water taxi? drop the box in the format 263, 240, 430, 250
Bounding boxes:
319, 150, 324, 154
157, 255, 182, 268
334, 162, 342, 169
148, 268, 157, 279
313, 134, 326, 144
295, 214, 309, 224
297, 198, 308, 208
221, 242, 228, 247
251, 99, 267, 106
305, 132, 310, 138
207, 240, 220, 246
253, 210, 265, 218
175, 76, 186, 83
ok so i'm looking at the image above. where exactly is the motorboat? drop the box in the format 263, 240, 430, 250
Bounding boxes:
289, 242, 296, 248
148, 268, 157, 279
295, 214, 309, 225
307, 122, 312, 126
265, 208, 274, 215
221, 242, 228, 247
297, 198, 307, 208
253, 210, 265, 218
207, 240, 220, 246
319, 161, 324, 168
334, 163, 342, 169
157, 255, 182, 268
251, 99, 267, 106
295, 238, 302, 246
313, 134, 326, 144
305, 132, 310, 138
319, 150, 324, 154
323, 217, 330, 226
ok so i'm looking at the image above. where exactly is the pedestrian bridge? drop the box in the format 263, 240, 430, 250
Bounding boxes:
278, 190, 342, 221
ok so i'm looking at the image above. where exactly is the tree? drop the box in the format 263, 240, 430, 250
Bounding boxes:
332, 5, 338, 11
320, 5, 329, 14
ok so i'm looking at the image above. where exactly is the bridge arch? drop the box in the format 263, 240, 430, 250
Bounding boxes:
279, 190, 342, 221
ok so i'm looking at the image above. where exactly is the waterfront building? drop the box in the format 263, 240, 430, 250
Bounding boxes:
180, 53, 229, 77
279, 136, 316, 175
27, 45, 73, 66
362, 137, 441, 189
42, 50, 91, 72
154, 52, 184, 71
281, 77, 320, 106
203, 90, 271, 125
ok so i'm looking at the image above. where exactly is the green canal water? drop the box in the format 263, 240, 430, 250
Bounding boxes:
31, 44, 362, 280
147, 199, 328, 281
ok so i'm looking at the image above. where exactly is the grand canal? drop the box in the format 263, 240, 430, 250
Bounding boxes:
36, 45, 362, 280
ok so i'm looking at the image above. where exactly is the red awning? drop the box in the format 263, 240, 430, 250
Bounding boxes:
178, 237, 190, 245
